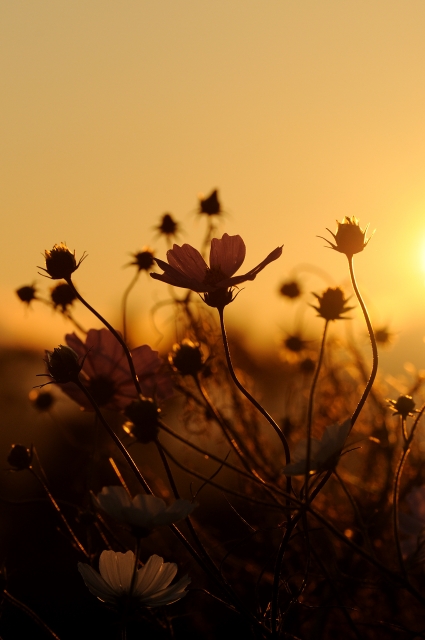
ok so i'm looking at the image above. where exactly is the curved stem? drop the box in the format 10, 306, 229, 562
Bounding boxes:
218, 309, 290, 466
305, 320, 329, 498
4, 590, 61, 639
347, 256, 378, 428
66, 278, 142, 396
121, 271, 140, 343
393, 446, 410, 576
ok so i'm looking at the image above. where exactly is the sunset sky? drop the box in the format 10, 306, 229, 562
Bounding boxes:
2, 1, 425, 373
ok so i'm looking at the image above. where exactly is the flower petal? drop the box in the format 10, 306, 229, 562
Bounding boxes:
218, 245, 283, 288
78, 562, 118, 604
95, 486, 133, 522
141, 575, 191, 606
136, 558, 178, 599
167, 244, 207, 281
209, 234, 246, 277
99, 550, 134, 592
151, 259, 207, 291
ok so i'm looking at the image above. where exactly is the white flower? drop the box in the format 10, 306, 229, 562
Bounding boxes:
94, 486, 197, 533
78, 550, 190, 608
282, 419, 351, 476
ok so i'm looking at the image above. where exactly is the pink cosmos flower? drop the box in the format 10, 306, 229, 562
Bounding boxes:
57, 329, 173, 411
150, 233, 282, 294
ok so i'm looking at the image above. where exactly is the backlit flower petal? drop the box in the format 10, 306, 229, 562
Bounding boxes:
78, 562, 118, 603
99, 550, 134, 592
210, 234, 246, 276
167, 244, 207, 280
140, 574, 191, 606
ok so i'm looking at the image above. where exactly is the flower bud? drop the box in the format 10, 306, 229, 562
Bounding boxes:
311, 287, 354, 321
279, 280, 302, 300
39, 243, 86, 280
50, 282, 77, 311
388, 395, 416, 419
156, 213, 179, 239
123, 397, 160, 443
44, 345, 82, 383
319, 216, 372, 257
128, 248, 155, 272
199, 189, 222, 216
16, 284, 37, 305
169, 340, 204, 376
7, 444, 33, 470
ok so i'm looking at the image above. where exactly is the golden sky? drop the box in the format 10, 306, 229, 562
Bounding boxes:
2, 1, 425, 371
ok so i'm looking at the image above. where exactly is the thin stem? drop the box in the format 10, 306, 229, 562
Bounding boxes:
347, 256, 378, 428
121, 270, 140, 343
66, 278, 142, 395
393, 446, 410, 576
218, 308, 290, 465
304, 320, 329, 499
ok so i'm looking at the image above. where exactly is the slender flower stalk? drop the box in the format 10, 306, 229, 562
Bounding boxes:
347, 256, 378, 428
218, 308, 291, 466
304, 320, 329, 499
121, 270, 140, 343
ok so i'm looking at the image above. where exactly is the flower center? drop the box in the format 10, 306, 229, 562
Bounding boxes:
203, 266, 227, 288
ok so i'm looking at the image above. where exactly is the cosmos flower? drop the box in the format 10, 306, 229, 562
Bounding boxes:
282, 419, 351, 476
78, 550, 190, 608
150, 234, 282, 307
56, 329, 173, 411
94, 486, 196, 534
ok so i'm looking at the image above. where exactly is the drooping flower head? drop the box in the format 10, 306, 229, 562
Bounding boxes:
94, 486, 196, 537
151, 233, 282, 310
319, 217, 372, 258
78, 551, 190, 611
311, 287, 354, 321
169, 340, 204, 377
56, 329, 173, 411
39, 243, 86, 280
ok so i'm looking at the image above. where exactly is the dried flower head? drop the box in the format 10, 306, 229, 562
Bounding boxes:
128, 248, 156, 272
7, 444, 33, 470
279, 280, 302, 300
388, 395, 417, 419
50, 282, 78, 311
319, 216, 372, 257
155, 213, 180, 240
78, 551, 190, 610
16, 284, 37, 305
39, 243, 86, 280
169, 340, 204, 377
123, 397, 161, 443
311, 287, 354, 321
198, 189, 222, 216
28, 389, 55, 411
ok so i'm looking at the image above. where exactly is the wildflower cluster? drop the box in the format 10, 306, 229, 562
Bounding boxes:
9, 194, 425, 640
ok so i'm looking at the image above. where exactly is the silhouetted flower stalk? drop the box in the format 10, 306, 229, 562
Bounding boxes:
218, 308, 291, 467
121, 270, 139, 342
392, 401, 425, 576
347, 255, 378, 428
304, 320, 329, 499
